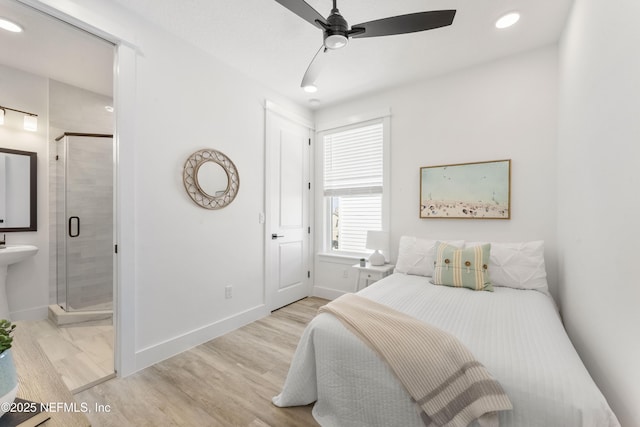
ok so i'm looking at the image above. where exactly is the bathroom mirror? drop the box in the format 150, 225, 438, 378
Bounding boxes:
0, 148, 37, 232
183, 149, 239, 209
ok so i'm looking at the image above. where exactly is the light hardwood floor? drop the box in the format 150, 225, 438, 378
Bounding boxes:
75, 297, 326, 426
18, 320, 115, 393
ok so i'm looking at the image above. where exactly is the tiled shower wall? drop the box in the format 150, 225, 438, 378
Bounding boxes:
49, 80, 114, 311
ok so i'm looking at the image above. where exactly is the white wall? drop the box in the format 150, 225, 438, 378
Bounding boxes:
49, 79, 114, 135
0, 64, 49, 320
558, 1, 640, 425
314, 46, 559, 299
130, 22, 272, 361
131, 19, 313, 370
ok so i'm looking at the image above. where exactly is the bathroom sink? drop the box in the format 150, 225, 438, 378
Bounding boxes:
0, 245, 38, 320
0, 245, 39, 266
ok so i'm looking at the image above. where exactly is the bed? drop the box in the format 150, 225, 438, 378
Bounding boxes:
273, 237, 620, 427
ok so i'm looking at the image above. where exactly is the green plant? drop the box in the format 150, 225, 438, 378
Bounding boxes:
0, 319, 16, 354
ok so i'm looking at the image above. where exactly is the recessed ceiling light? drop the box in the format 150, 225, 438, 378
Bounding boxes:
495, 12, 520, 29
105, 106, 114, 113
302, 84, 318, 93
0, 18, 23, 33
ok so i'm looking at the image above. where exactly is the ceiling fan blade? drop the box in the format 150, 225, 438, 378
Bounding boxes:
301, 45, 331, 88
351, 10, 456, 38
273, 0, 327, 29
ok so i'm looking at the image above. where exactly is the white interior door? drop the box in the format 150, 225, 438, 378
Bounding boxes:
266, 106, 312, 311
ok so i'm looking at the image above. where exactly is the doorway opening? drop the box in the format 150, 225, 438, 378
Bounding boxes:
0, 0, 117, 393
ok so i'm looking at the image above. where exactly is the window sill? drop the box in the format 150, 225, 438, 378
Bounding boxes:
317, 252, 368, 264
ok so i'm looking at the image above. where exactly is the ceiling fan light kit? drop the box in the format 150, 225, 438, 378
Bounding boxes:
320, 6, 350, 49
324, 34, 347, 50
274, 0, 456, 92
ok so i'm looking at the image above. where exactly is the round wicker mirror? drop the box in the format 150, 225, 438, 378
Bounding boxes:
183, 149, 239, 209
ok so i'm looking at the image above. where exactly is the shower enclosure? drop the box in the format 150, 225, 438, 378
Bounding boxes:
55, 133, 114, 314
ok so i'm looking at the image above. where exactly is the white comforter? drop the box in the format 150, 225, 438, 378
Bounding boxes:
273, 273, 620, 427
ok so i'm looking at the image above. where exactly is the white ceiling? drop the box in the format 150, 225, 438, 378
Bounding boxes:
0, 0, 573, 108
109, 0, 574, 108
0, 0, 113, 96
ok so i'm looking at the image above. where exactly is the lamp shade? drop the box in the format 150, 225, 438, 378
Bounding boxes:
23, 115, 37, 132
366, 230, 389, 252
366, 230, 388, 266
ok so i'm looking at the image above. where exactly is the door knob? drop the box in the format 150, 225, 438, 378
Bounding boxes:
271, 233, 284, 240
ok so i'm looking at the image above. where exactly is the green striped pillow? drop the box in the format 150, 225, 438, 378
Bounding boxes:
432, 241, 493, 292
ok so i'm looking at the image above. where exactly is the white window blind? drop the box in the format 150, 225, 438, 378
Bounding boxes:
323, 121, 383, 253
323, 122, 383, 196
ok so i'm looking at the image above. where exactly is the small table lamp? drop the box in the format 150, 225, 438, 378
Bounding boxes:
366, 230, 389, 266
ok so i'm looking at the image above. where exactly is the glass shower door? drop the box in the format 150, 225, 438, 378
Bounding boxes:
57, 133, 114, 312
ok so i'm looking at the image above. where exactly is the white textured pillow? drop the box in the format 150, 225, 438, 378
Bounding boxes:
466, 241, 548, 292
394, 236, 464, 277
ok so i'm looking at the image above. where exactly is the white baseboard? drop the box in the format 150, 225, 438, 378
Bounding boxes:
10, 305, 49, 321
312, 286, 346, 301
134, 304, 269, 373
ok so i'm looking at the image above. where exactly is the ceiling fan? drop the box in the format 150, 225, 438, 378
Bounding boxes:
274, 0, 456, 92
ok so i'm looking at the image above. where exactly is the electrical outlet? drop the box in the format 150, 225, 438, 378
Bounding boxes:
225, 285, 233, 299
342, 269, 349, 279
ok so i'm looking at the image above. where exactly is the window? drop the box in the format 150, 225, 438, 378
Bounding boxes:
321, 118, 388, 255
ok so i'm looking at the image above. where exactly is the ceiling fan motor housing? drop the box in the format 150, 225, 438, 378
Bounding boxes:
322, 9, 349, 49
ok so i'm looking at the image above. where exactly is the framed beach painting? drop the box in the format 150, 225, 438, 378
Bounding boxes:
420, 159, 511, 219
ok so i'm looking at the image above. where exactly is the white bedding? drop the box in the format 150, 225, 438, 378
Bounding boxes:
273, 273, 620, 427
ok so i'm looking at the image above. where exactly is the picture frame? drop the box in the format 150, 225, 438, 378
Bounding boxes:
420, 159, 511, 219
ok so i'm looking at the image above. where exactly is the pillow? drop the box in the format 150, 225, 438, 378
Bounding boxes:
432, 242, 493, 292
465, 241, 548, 292
394, 236, 464, 277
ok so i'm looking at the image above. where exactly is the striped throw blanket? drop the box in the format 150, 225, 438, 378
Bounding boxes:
320, 293, 512, 427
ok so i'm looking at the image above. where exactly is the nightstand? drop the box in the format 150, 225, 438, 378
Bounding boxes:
352, 263, 395, 292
